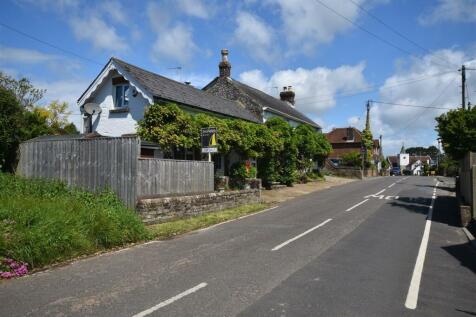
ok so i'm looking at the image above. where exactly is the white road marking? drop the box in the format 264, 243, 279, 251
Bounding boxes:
404, 182, 439, 310
374, 189, 386, 195
346, 199, 369, 211
197, 206, 279, 232
388, 183, 396, 188
272, 219, 332, 251
364, 188, 387, 199
132, 282, 208, 317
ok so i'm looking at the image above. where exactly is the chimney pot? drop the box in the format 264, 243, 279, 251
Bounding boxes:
280, 85, 296, 106
219, 49, 231, 78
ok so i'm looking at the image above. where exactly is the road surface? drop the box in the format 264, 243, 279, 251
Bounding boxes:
1, 176, 475, 316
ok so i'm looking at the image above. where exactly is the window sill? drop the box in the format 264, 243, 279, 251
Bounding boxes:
110, 107, 129, 113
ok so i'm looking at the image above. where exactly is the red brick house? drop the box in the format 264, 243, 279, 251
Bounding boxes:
326, 127, 381, 166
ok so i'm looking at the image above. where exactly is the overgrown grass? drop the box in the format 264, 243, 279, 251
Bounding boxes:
0, 173, 150, 269
148, 203, 270, 239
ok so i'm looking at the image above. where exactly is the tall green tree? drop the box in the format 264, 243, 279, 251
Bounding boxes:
0, 72, 45, 109
435, 107, 476, 160
405, 146, 440, 160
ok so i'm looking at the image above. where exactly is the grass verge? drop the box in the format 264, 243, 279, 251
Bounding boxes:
0, 173, 150, 269
147, 203, 271, 239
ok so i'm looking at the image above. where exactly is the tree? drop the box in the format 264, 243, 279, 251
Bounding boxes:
0, 87, 24, 172
138, 103, 198, 157
342, 151, 362, 167
405, 146, 439, 160
265, 117, 297, 186
435, 107, 476, 160
0, 72, 45, 109
295, 124, 332, 171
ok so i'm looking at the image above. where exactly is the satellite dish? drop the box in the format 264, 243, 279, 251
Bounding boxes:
84, 103, 101, 115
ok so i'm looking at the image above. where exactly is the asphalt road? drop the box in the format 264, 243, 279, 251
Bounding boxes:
1, 176, 475, 316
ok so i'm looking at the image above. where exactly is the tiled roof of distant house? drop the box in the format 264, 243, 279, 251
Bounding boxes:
325, 127, 362, 143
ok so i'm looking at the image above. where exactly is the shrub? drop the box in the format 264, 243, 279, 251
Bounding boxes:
0, 173, 150, 270
342, 152, 362, 167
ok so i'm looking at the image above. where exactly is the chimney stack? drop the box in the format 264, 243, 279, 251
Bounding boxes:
219, 49, 231, 78
280, 85, 295, 106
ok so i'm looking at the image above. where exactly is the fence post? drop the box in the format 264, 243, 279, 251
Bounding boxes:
472, 166, 476, 221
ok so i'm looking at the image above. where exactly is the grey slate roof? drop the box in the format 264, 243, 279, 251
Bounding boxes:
230, 79, 321, 129
112, 58, 260, 123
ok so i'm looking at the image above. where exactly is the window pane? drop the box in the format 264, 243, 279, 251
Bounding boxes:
123, 85, 129, 105
115, 86, 123, 107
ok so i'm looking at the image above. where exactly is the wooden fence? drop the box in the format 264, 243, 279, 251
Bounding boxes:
459, 152, 476, 220
16, 136, 214, 208
137, 158, 214, 198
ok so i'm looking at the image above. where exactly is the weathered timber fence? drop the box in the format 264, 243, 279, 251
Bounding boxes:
458, 152, 476, 222
137, 158, 214, 198
17, 136, 214, 208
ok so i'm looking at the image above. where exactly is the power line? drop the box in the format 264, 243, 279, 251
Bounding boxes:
294, 69, 456, 103
347, 0, 457, 69
312, 0, 455, 70
371, 101, 452, 110
0, 22, 102, 66
392, 75, 458, 137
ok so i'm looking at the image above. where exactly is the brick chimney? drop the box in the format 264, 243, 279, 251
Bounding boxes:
280, 86, 295, 106
219, 49, 231, 78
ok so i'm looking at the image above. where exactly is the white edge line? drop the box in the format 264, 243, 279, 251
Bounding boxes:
272, 218, 332, 251
132, 282, 208, 317
346, 199, 369, 212
197, 206, 279, 232
404, 182, 439, 310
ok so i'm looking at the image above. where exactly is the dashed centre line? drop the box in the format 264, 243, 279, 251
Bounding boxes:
272, 219, 332, 251
388, 183, 396, 188
346, 199, 369, 212
132, 282, 208, 317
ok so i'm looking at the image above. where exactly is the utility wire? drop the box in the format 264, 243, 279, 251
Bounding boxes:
312, 0, 454, 70
371, 101, 452, 110
347, 0, 457, 69
392, 75, 458, 136
294, 69, 456, 103
0, 22, 102, 66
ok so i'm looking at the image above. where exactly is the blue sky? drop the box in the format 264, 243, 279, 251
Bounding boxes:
1, 0, 475, 155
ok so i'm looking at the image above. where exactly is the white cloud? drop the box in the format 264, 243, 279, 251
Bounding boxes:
367, 49, 476, 155
239, 62, 369, 115
269, 0, 363, 54
151, 24, 197, 64
419, 0, 476, 25
147, 2, 199, 64
100, 0, 127, 24
177, 0, 211, 19
234, 11, 275, 62
0, 47, 59, 64
70, 16, 128, 52
347, 116, 360, 127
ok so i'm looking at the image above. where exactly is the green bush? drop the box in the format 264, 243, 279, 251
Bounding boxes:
0, 173, 149, 268
342, 152, 362, 167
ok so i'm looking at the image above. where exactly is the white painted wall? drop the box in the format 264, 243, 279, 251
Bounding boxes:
263, 110, 300, 127
398, 153, 409, 167
86, 70, 150, 136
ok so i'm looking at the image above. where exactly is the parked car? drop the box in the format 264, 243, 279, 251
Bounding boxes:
390, 166, 401, 176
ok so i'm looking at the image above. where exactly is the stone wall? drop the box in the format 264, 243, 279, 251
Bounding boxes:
137, 189, 261, 224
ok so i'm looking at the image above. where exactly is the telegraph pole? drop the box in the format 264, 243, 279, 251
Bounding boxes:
461, 65, 466, 109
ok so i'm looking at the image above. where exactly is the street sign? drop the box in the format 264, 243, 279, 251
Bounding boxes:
201, 127, 218, 155
201, 147, 218, 153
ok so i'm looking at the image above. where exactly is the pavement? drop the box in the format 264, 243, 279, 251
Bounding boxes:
260, 176, 356, 204
1, 176, 475, 316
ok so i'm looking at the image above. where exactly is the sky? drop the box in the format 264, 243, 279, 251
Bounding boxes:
1, 0, 475, 155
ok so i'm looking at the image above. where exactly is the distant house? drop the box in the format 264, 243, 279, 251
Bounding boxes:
326, 127, 381, 168
77, 57, 259, 164
388, 154, 431, 175
203, 49, 321, 131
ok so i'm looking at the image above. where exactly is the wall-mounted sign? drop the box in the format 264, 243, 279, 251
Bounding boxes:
201, 127, 218, 153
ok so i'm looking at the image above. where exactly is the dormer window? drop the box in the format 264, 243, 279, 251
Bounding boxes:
115, 85, 129, 108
